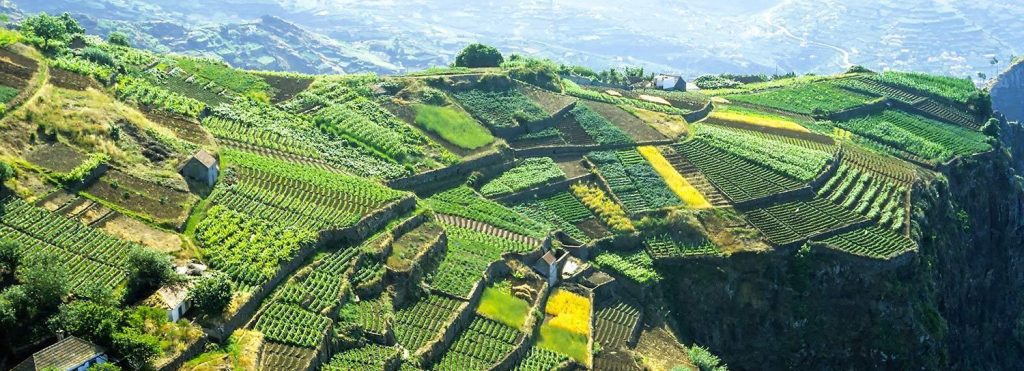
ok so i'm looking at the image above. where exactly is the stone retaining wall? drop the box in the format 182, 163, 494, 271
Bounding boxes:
826, 98, 890, 122
494, 174, 596, 204
684, 100, 715, 123
387, 148, 514, 191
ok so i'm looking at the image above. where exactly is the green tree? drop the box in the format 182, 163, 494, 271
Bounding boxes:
107, 32, 130, 47
454, 43, 504, 68
17, 252, 70, 313
19, 13, 67, 49
982, 117, 1001, 138
0, 161, 12, 183
126, 248, 173, 296
48, 300, 123, 345
688, 345, 728, 371
0, 239, 19, 279
189, 273, 233, 316
111, 330, 161, 370
59, 13, 85, 35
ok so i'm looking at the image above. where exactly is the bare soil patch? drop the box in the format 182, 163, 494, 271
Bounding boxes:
83, 170, 195, 227
518, 83, 576, 115
35, 190, 78, 212
97, 214, 183, 254
143, 108, 215, 145
636, 325, 690, 371
24, 142, 87, 173
575, 218, 611, 240
49, 68, 100, 91
585, 101, 668, 142
261, 74, 314, 103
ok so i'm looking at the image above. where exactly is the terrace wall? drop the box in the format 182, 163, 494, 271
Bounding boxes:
494, 173, 596, 204
684, 100, 715, 123
420, 260, 512, 365
387, 148, 514, 193
512, 138, 675, 158
826, 98, 891, 122
492, 278, 552, 371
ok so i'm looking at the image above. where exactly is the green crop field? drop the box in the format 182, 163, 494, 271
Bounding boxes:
412, 103, 494, 149
727, 82, 875, 115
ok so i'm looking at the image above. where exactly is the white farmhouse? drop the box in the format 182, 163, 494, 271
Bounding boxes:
653, 74, 686, 91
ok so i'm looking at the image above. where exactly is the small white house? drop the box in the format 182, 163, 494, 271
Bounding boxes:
653, 74, 686, 91
532, 249, 571, 287
179, 150, 219, 187
12, 336, 108, 371
145, 283, 193, 322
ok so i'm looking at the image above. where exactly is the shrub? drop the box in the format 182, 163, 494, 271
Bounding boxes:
126, 248, 173, 295
81, 46, 115, 66
688, 345, 728, 371
0, 162, 13, 183
112, 330, 161, 369
454, 43, 504, 68
694, 75, 742, 90
189, 273, 233, 316
107, 32, 130, 47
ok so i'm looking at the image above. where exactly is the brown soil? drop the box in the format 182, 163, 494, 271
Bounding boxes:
142, 108, 215, 145
518, 83, 576, 115
595, 348, 643, 370
83, 170, 195, 227
585, 101, 668, 142
261, 74, 314, 103
636, 324, 691, 371
555, 156, 590, 178
576, 218, 612, 240
387, 221, 443, 270
23, 142, 88, 173
97, 214, 183, 254
48, 68, 100, 91
35, 190, 78, 212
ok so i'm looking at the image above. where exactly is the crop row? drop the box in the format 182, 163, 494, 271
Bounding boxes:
744, 197, 865, 246
674, 140, 802, 203
313, 102, 411, 160
480, 157, 566, 197
694, 124, 831, 181
570, 183, 634, 234
571, 103, 633, 145
451, 87, 548, 128
837, 109, 990, 162
115, 76, 206, 118
274, 248, 360, 314
432, 316, 520, 370
815, 226, 917, 259
424, 186, 548, 238
0, 197, 136, 266
867, 71, 978, 106
0, 225, 126, 295
393, 294, 463, 351
511, 347, 570, 371
202, 116, 319, 158
512, 201, 590, 243
589, 150, 681, 213
643, 233, 718, 259
323, 344, 401, 371
817, 164, 907, 230
562, 79, 688, 115
726, 81, 875, 115
841, 145, 918, 185
337, 294, 393, 336
593, 248, 661, 284
429, 223, 534, 297
194, 205, 315, 286
254, 302, 331, 348
595, 300, 641, 350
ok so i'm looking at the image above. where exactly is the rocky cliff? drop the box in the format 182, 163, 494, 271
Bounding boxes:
661, 110, 1024, 370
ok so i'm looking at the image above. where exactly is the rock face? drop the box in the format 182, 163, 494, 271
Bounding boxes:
661, 120, 1024, 370
991, 59, 1024, 124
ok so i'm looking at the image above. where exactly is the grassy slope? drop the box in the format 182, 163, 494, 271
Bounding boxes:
412, 103, 494, 150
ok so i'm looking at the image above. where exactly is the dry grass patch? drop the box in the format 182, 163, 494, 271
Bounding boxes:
637, 146, 711, 209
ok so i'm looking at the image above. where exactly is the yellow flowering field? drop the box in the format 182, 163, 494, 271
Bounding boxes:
637, 146, 711, 209
709, 109, 809, 133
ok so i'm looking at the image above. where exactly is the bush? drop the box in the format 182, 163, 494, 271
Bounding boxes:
81, 46, 115, 66
454, 43, 504, 68
107, 32, 130, 47
694, 75, 742, 90
503, 55, 561, 91
189, 273, 233, 316
88, 363, 122, 371
688, 345, 728, 371
126, 248, 173, 295
112, 330, 161, 369
846, 65, 874, 74
0, 161, 13, 183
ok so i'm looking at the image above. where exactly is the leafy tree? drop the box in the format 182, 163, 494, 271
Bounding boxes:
81, 46, 114, 66
982, 117, 1001, 138
454, 43, 504, 68
189, 273, 233, 316
0, 161, 12, 183
107, 32, 130, 47
126, 248, 173, 295
17, 252, 70, 313
59, 13, 85, 35
111, 330, 161, 370
0, 238, 19, 279
19, 13, 67, 49
48, 300, 123, 345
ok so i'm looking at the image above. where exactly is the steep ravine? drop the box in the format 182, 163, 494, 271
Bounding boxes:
661, 125, 1024, 370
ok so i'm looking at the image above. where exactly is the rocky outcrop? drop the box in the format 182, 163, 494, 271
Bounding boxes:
990, 59, 1024, 124
662, 123, 1024, 370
